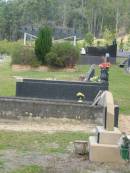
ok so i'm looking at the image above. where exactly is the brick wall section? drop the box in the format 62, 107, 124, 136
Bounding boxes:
0, 97, 104, 125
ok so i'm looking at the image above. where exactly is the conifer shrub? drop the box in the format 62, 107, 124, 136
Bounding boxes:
35, 26, 52, 64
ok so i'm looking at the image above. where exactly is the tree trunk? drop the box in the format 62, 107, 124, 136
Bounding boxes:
115, 8, 119, 37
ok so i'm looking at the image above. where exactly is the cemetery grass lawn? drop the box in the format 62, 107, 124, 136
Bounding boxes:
10, 165, 44, 173
0, 57, 130, 114
0, 131, 89, 154
109, 66, 130, 114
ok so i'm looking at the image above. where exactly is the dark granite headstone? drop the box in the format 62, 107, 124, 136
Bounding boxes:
84, 64, 95, 81
114, 105, 119, 128
119, 59, 128, 68
128, 55, 130, 67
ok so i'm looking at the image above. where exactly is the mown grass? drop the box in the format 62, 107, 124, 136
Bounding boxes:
109, 66, 130, 114
10, 165, 44, 173
0, 57, 130, 114
0, 131, 89, 154
0, 57, 89, 96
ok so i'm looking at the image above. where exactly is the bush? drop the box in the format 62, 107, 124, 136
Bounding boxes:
0, 40, 22, 55
103, 28, 115, 45
45, 42, 80, 68
11, 46, 40, 67
35, 26, 52, 64
85, 32, 94, 46
45, 52, 64, 67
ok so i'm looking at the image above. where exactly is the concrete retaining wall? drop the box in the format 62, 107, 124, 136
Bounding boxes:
0, 97, 104, 124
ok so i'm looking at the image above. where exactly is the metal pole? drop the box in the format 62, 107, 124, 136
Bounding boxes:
24, 33, 27, 46
81, 0, 84, 29
73, 36, 76, 46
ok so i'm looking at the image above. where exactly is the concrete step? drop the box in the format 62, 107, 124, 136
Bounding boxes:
89, 136, 124, 163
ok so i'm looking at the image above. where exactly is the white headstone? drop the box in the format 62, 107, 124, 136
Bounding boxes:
80, 48, 86, 55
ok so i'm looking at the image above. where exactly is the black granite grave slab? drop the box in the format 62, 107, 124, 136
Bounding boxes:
16, 79, 108, 101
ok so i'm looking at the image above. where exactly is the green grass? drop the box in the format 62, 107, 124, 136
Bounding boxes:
0, 57, 130, 114
0, 57, 89, 96
0, 131, 89, 154
109, 66, 130, 114
11, 165, 44, 173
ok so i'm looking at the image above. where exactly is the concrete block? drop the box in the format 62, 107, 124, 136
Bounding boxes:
89, 136, 124, 163
16, 77, 23, 82
96, 126, 121, 145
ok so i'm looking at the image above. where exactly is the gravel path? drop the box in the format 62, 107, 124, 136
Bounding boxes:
0, 118, 96, 133
119, 115, 130, 134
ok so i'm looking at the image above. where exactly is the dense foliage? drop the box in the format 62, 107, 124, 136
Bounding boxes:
45, 42, 80, 68
35, 26, 52, 64
85, 32, 94, 46
11, 46, 40, 67
0, 0, 130, 40
0, 40, 22, 55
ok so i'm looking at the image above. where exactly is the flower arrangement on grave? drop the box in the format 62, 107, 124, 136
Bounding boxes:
76, 92, 85, 102
99, 62, 111, 69
90, 76, 100, 82
99, 63, 111, 81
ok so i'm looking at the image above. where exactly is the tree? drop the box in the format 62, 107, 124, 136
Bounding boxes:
103, 28, 115, 45
35, 26, 52, 64
85, 32, 94, 46
0, 0, 130, 40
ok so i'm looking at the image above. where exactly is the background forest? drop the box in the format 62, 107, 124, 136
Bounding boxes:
0, 0, 130, 40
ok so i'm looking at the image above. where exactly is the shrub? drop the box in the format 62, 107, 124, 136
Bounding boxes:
11, 46, 40, 67
103, 28, 116, 45
45, 42, 80, 68
45, 52, 64, 67
85, 32, 94, 46
0, 40, 22, 55
35, 26, 52, 64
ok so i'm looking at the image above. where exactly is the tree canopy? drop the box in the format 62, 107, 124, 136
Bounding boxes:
0, 0, 130, 40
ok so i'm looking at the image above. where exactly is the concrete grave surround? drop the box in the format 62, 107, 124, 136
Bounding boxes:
89, 91, 124, 163
0, 97, 104, 124
96, 126, 121, 145
89, 136, 124, 163
98, 91, 115, 131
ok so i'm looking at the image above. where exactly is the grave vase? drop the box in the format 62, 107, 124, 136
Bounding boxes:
100, 68, 108, 81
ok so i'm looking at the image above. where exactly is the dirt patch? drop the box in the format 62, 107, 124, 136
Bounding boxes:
0, 115, 130, 134
0, 149, 129, 173
12, 64, 77, 72
0, 118, 96, 133
119, 115, 130, 134
0, 117, 129, 173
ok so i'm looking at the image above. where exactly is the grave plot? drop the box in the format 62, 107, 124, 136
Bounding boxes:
0, 65, 109, 125
79, 43, 117, 65
16, 65, 108, 102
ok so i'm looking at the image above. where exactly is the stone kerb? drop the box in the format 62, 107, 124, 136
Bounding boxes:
0, 96, 104, 124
